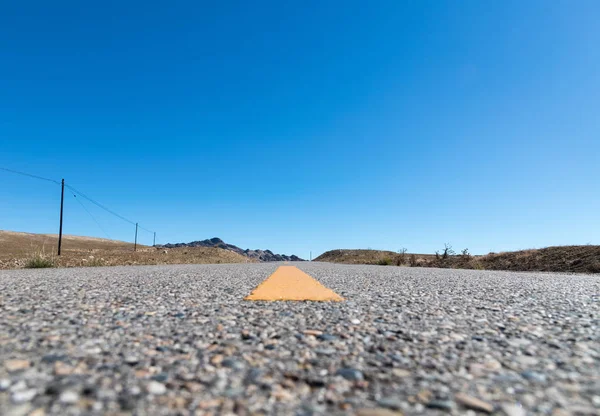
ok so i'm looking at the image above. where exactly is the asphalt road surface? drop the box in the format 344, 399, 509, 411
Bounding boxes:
0, 262, 599, 416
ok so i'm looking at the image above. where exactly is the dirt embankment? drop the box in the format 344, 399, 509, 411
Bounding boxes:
315, 246, 600, 274
0, 230, 252, 269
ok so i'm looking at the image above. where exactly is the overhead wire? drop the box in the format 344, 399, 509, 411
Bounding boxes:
70, 191, 112, 240
0, 167, 61, 185
65, 184, 154, 234
1, 166, 156, 237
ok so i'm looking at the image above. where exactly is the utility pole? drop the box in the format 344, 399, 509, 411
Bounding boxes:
134, 223, 138, 252
310, 251, 312, 261
153, 232, 156, 247
58, 179, 65, 256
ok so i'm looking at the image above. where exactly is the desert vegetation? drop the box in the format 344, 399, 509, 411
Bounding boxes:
0, 231, 252, 269
315, 244, 600, 274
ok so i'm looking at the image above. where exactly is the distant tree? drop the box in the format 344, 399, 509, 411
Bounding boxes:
442, 243, 454, 259
396, 247, 408, 266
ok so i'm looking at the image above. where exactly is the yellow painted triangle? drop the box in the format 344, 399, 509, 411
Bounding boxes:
245, 266, 344, 301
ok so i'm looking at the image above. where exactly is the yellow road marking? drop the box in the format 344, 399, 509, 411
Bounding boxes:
245, 266, 344, 301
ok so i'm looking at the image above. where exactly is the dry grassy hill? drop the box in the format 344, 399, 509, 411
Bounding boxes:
314, 249, 434, 266
0, 230, 252, 269
315, 246, 600, 274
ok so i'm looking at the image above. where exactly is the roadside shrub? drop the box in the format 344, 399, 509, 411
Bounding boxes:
377, 258, 393, 266
85, 257, 106, 267
409, 254, 418, 267
472, 261, 485, 270
396, 248, 407, 266
25, 255, 55, 268
587, 262, 600, 273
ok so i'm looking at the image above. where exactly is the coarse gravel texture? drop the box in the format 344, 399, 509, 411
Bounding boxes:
0, 262, 599, 416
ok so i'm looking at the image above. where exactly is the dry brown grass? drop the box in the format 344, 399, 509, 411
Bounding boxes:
314, 249, 435, 266
0, 230, 252, 269
316, 246, 600, 274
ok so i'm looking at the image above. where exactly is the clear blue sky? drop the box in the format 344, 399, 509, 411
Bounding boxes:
1, 1, 599, 258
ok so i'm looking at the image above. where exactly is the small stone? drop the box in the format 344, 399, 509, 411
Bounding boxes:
303, 329, 323, 336
41, 354, 69, 364
0, 379, 11, 391
350, 319, 361, 325
224, 387, 245, 398
485, 360, 502, 371
315, 348, 336, 356
10, 380, 27, 393
501, 403, 526, 416
455, 393, 494, 413
210, 354, 224, 366
317, 333, 337, 341
147, 381, 167, 395
59, 390, 79, 404
377, 397, 404, 410
392, 369, 411, 378
336, 368, 364, 381
5, 359, 30, 372
12, 389, 37, 403
184, 382, 203, 393
416, 390, 433, 403
222, 358, 245, 371
150, 373, 169, 382
29, 409, 46, 416
426, 400, 454, 410
521, 371, 547, 383
515, 356, 538, 366
124, 355, 140, 366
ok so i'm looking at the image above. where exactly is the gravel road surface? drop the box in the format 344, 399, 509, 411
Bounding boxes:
1, 263, 599, 415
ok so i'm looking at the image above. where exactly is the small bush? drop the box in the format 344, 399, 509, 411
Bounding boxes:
25, 255, 55, 268
85, 258, 106, 267
396, 248, 407, 266
587, 262, 600, 273
377, 258, 393, 266
472, 261, 485, 270
409, 254, 418, 267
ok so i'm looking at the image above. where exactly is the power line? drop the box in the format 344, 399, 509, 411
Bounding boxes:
65, 184, 154, 234
138, 224, 154, 234
65, 184, 136, 225
0, 167, 61, 185
71, 192, 112, 240
2, 166, 156, 238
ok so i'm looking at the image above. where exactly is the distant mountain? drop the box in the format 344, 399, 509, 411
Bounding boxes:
159, 238, 305, 262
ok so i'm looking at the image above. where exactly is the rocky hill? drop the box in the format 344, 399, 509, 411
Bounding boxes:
160, 238, 304, 262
